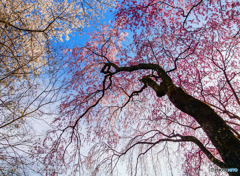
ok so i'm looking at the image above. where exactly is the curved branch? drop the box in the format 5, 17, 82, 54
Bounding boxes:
175, 134, 226, 168
100, 62, 240, 169
116, 132, 226, 169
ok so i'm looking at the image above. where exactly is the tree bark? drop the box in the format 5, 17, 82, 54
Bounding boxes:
140, 69, 240, 176
102, 62, 240, 175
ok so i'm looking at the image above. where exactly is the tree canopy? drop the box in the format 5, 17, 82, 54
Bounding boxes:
50, 0, 240, 175
1, 0, 240, 175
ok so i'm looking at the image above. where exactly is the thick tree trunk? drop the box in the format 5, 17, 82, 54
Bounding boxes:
103, 63, 240, 175
166, 83, 240, 175
141, 72, 240, 176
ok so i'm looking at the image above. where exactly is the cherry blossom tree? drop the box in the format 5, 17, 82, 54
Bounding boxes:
0, 0, 115, 82
44, 0, 240, 175
0, 0, 115, 174
0, 0, 116, 131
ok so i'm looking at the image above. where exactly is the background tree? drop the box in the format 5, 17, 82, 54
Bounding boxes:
0, 0, 115, 175
44, 0, 240, 175
0, 0, 115, 83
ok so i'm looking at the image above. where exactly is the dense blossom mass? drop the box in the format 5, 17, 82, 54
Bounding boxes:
37, 0, 240, 175
0, 0, 115, 83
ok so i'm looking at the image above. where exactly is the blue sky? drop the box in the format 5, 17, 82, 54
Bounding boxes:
62, 7, 116, 49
